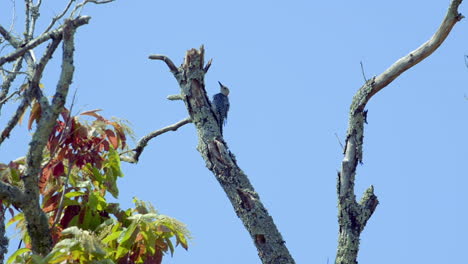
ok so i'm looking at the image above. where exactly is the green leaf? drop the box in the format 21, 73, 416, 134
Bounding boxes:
6, 212, 24, 228
76, 180, 92, 188
102, 230, 122, 244
165, 237, 175, 256
6, 248, 30, 264
118, 222, 137, 245
107, 147, 123, 178
89, 191, 106, 211
115, 245, 129, 260
65, 191, 85, 198
144, 230, 157, 255
62, 199, 80, 207
9, 167, 20, 183
87, 164, 103, 185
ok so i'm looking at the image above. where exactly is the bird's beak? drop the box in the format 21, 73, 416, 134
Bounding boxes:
218, 81, 223, 87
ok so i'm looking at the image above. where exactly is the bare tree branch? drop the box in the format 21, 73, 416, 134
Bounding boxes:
0, 91, 32, 146
24, 0, 33, 41
7, 0, 17, 33
0, 27, 64, 147
0, 90, 20, 106
0, 25, 21, 47
150, 47, 296, 264
120, 117, 192, 163
148, 54, 179, 74
0, 181, 26, 208
335, 1, 463, 264
0, 16, 90, 67
204, 58, 213, 73
0, 0, 114, 258
21, 18, 78, 256
0, 177, 26, 261
367, 1, 464, 103
70, 0, 116, 18
30, 33, 63, 106
0, 57, 24, 112
167, 94, 183, 101
43, 0, 76, 33
29, 1, 41, 40
34, 0, 43, 8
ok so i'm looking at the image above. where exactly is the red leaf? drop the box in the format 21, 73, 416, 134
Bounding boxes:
42, 193, 59, 213
57, 147, 68, 161
76, 156, 85, 168
60, 205, 81, 228
80, 109, 106, 121
111, 122, 126, 149
39, 163, 53, 194
101, 140, 110, 152
53, 161, 64, 177
47, 136, 59, 152
51, 225, 63, 244
75, 123, 88, 138
105, 129, 118, 149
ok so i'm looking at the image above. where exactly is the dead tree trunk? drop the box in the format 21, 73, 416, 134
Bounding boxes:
335, 1, 464, 263
150, 47, 296, 264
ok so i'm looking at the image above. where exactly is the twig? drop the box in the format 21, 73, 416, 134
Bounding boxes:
120, 117, 192, 163
0, 57, 24, 112
0, 66, 27, 76
0, 25, 21, 47
43, 0, 76, 33
204, 58, 213, 73
334, 132, 344, 151
0, 91, 20, 105
70, 0, 116, 18
148, 54, 179, 73
0, 91, 32, 146
0, 16, 91, 67
360, 61, 368, 82
8, 0, 17, 33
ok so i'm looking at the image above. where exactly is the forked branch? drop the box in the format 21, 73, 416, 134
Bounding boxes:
335, 1, 463, 264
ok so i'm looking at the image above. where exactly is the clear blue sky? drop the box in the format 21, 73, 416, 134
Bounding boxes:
1, 1, 467, 263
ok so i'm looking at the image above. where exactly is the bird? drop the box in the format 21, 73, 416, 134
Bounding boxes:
212, 81, 230, 134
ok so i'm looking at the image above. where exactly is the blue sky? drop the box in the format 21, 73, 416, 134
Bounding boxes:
1, 1, 467, 263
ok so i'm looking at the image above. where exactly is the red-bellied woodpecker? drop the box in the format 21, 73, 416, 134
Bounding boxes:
212, 81, 230, 134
